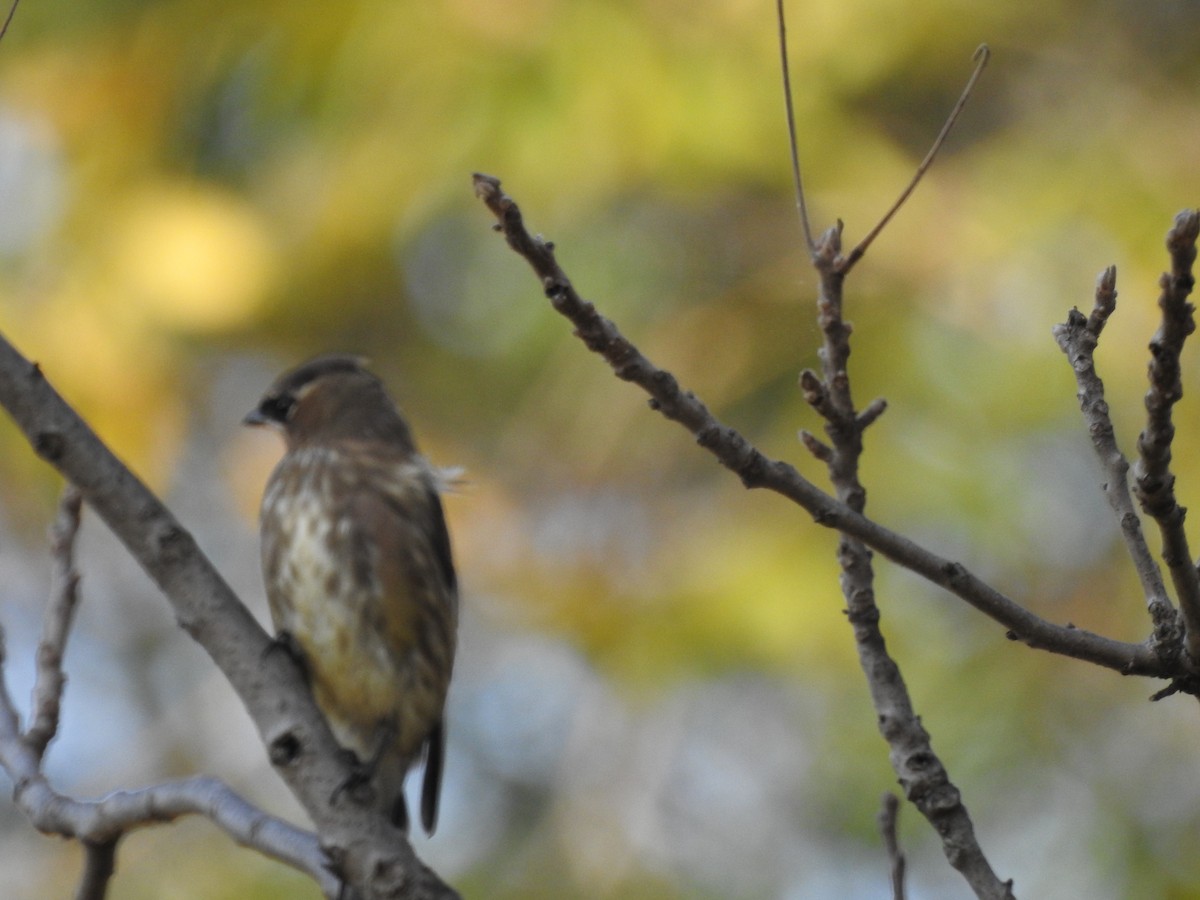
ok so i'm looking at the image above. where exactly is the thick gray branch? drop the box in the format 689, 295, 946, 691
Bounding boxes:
0, 334, 458, 899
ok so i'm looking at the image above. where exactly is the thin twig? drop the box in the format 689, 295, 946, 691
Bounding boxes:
878, 793, 907, 900
1085, 265, 1119, 336
0, 0, 20, 45
26, 484, 84, 759
841, 44, 990, 274
3, 623, 338, 883
0, 648, 340, 894
1132, 210, 1200, 662
1052, 270, 1182, 667
775, 0, 815, 254
473, 172, 1167, 677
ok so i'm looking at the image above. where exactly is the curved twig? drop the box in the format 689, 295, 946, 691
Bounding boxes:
841, 44, 990, 274
0, 0, 20, 45
775, 0, 815, 254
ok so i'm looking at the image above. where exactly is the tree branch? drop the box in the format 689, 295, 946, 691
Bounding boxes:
0, 569, 339, 893
26, 485, 83, 759
473, 172, 1168, 679
0, 335, 459, 899
805, 223, 1012, 898
1132, 210, 1200, 661
1052, 268, 1184, 665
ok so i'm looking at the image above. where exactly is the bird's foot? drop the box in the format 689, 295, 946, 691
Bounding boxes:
331, 748, 378, 808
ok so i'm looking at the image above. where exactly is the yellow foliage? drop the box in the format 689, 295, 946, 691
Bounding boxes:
103, 184, 278, 333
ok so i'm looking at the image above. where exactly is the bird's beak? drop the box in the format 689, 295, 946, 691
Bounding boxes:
243, 408, 268, 427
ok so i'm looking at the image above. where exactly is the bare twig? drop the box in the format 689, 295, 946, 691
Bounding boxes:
1052, 269, 1183, 666
0, 338, 460, 899
1085, 265, 1119, 336
473, 172, 1166, 679
1132, 210, 1200, 662
799, 429, 833, 462
841, 44, 990, 274
857, 397, 888, 431
807, 221, 1011, 898
878, 793, 907, 900
775, 0, 815, 254
76, 839, 118, 900
0, 0, 20, 45
0, 633, 339, 894
26, 484, 83, 759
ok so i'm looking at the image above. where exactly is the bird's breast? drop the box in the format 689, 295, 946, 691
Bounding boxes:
261, 449, 408, 748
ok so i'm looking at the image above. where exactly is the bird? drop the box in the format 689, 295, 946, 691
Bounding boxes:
244, 354, 458, 834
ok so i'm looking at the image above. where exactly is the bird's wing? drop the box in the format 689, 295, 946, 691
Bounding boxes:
350, 466, 457, 650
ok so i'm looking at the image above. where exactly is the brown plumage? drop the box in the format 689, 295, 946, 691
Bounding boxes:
245, 355, 457, 833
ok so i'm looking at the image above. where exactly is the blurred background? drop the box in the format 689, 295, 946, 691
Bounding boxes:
1, 0, 1200, 897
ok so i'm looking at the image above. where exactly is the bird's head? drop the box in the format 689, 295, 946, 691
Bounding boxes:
244, 354, 415, 451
